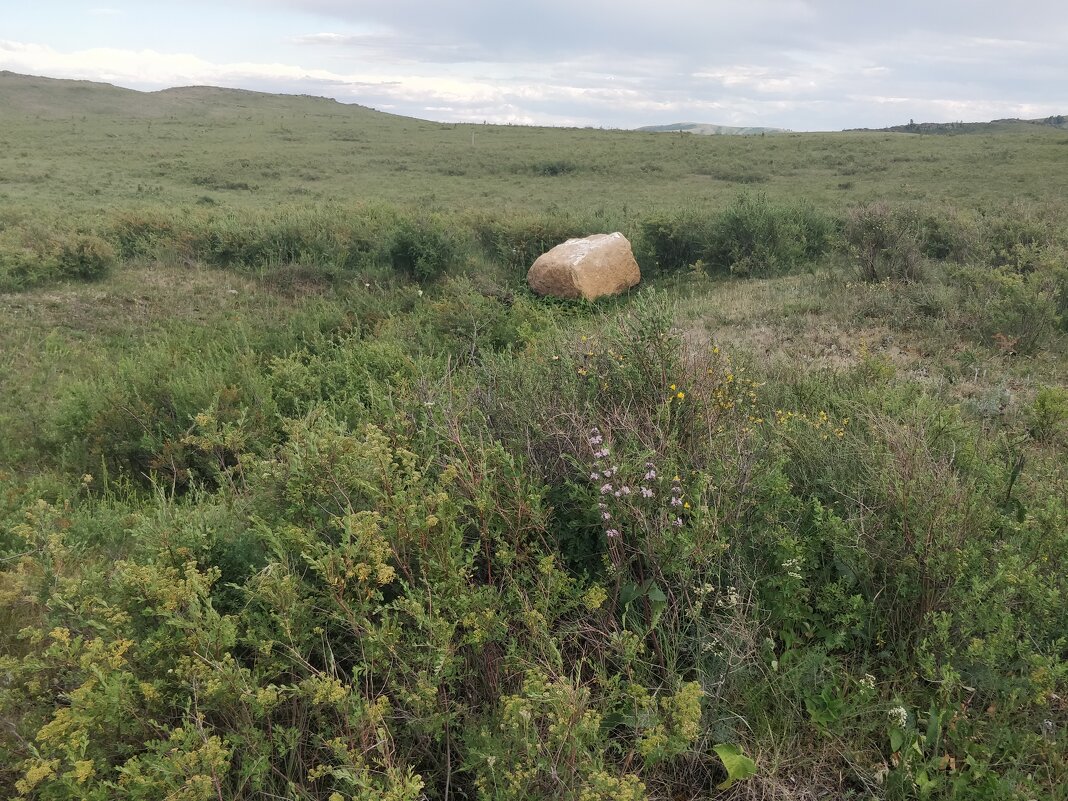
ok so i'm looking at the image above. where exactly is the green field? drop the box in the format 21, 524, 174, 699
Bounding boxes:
1, 71, 1067, 801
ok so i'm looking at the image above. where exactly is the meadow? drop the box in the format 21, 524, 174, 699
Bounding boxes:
1, 71, 1067, 800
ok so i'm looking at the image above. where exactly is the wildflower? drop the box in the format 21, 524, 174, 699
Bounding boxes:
578, 368, 588, 376
644, 469, 657, 480
676, 391, 685, 400
860, 674, 877, 691
719, 586, 741, 608
671, 496, 683, 507
590, 427, 600, 434
673, 517, 683, 527
888, 706, 909, 728
590, 472, 601, 480
683, 501, 690, 509
602, 511, 612, 521
588, 434, 603, 445
594, 449, 609, 459
670, 383, 677, 390
614, 490, 622, 497
640, 487, 654, 498
606, 529, 621, 538
600, 484, 613, 494
620, 486, 631, 495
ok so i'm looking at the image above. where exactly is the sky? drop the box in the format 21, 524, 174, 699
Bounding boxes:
1, 1, 1065, 130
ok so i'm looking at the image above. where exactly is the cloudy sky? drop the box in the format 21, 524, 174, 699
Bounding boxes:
2, 1, 1065, 130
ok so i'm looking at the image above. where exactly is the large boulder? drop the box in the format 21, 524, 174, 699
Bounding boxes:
527, 232, 640, 300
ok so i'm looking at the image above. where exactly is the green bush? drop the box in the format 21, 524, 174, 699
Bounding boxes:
472, 211, 593, 272
388, 215, 462, 280
0, 226, 115, 289
637, 195, 834, 276
637, 212, 711, 274
706, 193, 835, 276
50, 338, 278, 489
53, 233, 115, 280
1027, 386, 1068, 443
950, 264, 1061, 354
844, 202, 924, 282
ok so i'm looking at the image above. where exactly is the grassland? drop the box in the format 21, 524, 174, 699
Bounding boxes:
4, 70, 1068, 217
1, 71, 1067, 801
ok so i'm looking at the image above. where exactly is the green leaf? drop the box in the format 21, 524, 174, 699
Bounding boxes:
647, 582, 668, 629
925, 704, 942, 754
713, 743, 757, 789
889, 727, 905, 753
619, 582, 642, 607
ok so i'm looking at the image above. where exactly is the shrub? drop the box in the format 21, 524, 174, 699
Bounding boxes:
637, 212, 711, 274
638, 195, 835, 277
388, 215, 461, 280
472, 211, 593, 272
950, 264, 1061, 354
706, 193, 835, 276
844, 202, 924, 282
50, 337, 278, 489
1027, 386, 1068, 443
53, 233, 115, 280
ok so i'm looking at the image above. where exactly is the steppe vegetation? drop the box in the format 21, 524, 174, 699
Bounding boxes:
1, 72, 1067, 800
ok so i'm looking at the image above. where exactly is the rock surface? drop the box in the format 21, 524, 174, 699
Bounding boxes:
527, 233, 640, 300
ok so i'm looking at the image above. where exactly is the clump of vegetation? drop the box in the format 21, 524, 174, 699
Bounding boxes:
844, 202, 924, 282
639, 193, 835, 276
0, 227, 115, 290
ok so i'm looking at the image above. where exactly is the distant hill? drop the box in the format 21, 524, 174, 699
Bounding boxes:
0, 70, 368, 119
636, 122, 789, 136
850, 115, 1068, 135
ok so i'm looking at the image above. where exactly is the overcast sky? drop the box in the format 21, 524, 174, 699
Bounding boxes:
2, 1, 1065, 130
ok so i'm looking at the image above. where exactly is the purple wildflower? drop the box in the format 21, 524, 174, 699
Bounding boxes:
600, 483, 613, 494
671, 496, 683, 507
640, 487, 654, 498
673, 517, 683, 528
588, 435, 603, 445
644, 469, 657, 481
620, 486, 631, 495
606, 529, 621, 538
602, 511, 612, 521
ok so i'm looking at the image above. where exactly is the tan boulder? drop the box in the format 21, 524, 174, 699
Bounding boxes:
527, 232, 640, 300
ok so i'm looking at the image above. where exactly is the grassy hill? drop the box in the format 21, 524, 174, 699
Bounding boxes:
1, 71, 1067, 801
